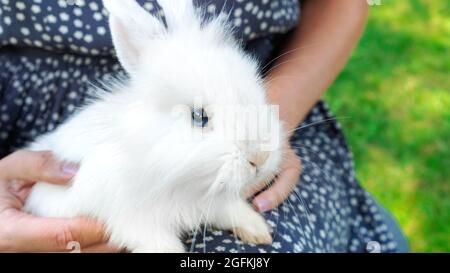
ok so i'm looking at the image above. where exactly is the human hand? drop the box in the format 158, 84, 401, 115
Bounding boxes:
249, 143, 302, 212
0, 150, 118, 252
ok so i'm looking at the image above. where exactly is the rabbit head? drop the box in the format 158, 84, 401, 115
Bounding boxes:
102, 0, 285, 197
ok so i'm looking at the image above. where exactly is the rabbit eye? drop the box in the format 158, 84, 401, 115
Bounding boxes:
191, 108, 208, 127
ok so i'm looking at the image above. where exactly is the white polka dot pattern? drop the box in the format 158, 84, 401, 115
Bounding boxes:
0, 0, 404, 253
0, 0, 300, 56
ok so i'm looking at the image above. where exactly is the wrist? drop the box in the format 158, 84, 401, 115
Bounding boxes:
266, 81, 312, 134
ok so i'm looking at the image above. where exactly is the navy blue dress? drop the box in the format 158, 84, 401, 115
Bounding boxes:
0, 0, 408, 252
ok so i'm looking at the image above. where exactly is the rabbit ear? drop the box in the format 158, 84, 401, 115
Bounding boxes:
103, 0, 166, 74
157, 0, 198, 30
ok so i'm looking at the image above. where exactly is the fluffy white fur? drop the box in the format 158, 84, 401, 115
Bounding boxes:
24, 0, 284, 252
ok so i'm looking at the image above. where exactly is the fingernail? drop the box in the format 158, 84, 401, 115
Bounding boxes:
254, 198, 271, 212
62, 162, 79, 176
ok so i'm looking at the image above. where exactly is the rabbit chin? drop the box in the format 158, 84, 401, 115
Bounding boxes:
210, 151, 282, 198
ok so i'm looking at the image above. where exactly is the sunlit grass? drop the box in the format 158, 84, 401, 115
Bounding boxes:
324, 0, 450, 252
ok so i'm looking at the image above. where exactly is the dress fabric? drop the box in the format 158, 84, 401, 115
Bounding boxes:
0, 0, 405, 252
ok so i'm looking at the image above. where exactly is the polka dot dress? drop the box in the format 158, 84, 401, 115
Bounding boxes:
0, 0, 405, 252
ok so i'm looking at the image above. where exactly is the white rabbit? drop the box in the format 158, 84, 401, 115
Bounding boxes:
24, 0, 285, 253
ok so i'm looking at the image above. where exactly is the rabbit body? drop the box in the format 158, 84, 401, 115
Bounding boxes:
25, 0, 283, 252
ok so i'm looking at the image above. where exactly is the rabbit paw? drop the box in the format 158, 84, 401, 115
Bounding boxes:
232, 210, 272, 245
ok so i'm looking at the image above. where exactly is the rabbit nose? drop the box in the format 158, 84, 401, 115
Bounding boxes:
248, 151, 269, 167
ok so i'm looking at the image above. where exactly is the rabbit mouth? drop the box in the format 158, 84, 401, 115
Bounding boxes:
205, 151, 280, 198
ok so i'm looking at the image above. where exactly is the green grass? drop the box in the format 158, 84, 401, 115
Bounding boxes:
324, 0, 450, 252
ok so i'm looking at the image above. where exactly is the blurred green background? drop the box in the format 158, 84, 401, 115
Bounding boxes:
324, 0, 449, 252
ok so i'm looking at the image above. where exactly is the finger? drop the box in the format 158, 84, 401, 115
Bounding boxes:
243, 178, 274, 199
252, 167, 300, 212
10, 214, 108, 252
0, 150, 79, 185
9, 185, 33, 203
